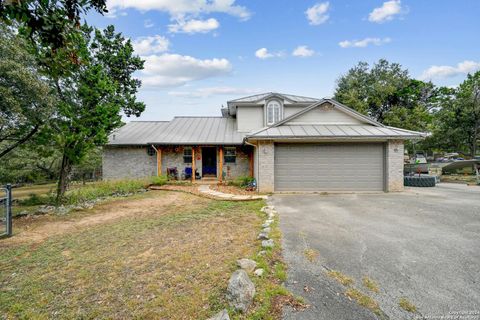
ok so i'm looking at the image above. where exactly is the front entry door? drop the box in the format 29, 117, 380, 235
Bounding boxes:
202, 147, 217, 176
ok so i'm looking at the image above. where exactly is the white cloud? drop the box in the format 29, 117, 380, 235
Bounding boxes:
144, 19, 154, 28
338, 37, 391, 48
104, 7, 128, 18
419, 60, 480, 80
292, 45, 315, 57
305, 2, 330, 25
107, 0, 251, 20
140, 54, 232, 87
368, 0, 403, 23
132, 35, 170, 55
255, 48, 284, 59
168, 86, 262, 98
169, 18, 219, 34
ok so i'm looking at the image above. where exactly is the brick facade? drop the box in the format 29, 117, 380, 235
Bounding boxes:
386, 140, 404, 192
102, 146, 156, 179
103, 145, 251, 181
257, 141, 274, 193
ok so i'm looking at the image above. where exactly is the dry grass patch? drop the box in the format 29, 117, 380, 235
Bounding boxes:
303, 248, 319, 262
327, 270, 354, 286
0, 192, 265, 319
399, 297, 417, 313
362, 276, 380, 293
345, 288, 383, 317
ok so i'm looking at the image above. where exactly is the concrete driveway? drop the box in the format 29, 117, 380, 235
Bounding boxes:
271, 183, 480, 320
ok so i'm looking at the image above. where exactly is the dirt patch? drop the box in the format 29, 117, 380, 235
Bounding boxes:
0, 194, 264, 319
1, 191, 189, 246
211, 184, 260, 196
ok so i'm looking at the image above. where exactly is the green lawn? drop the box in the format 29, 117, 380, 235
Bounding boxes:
0, 190, 289, 319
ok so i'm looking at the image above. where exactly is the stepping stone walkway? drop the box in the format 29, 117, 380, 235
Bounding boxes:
198, 185, 268, 201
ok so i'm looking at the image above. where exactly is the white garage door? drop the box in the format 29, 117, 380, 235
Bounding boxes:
274, 143, 385, 191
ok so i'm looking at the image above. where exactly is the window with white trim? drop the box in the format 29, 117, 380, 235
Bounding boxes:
266, 100, 281, 125
224, 147, 236, 163
183, 147, 192, 164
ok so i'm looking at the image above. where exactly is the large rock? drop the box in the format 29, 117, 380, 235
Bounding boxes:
237, 258, 257, 272
254, 268, 264, 277
226, 270, 256, 312
261, 239, 275, 248
257, 232, 269, 240
208, 309, 230, 320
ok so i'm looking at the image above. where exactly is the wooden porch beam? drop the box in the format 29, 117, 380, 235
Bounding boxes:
191, 147, 196, 182
218, 147, 223, 183
157, 147, 162, 176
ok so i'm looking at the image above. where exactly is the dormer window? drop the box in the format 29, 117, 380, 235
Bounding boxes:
266, 100, 282, 125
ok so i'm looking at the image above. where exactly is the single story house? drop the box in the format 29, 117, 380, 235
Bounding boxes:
103, 92, 425, 192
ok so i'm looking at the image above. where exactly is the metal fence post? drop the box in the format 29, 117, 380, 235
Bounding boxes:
6, 184, 12, 237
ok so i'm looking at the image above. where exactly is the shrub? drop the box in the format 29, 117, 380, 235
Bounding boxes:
230, 175, 254, 187
63, 176, 167, 205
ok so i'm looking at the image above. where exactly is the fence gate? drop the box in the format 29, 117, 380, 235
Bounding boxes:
0, 184, 12, 237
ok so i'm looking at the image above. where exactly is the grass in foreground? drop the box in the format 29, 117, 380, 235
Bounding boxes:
399, 297, 417, 313
362, 276, 380, 293
345, 288, 383, 317
327, 270, 354, 286
12, 176, 168, 216
0, 192, 272, 319
303, 248, 319, 262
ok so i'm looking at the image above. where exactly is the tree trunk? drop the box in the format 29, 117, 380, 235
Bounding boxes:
56, 152, 72, 204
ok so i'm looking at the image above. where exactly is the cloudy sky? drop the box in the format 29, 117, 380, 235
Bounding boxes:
87, 0, 480, 121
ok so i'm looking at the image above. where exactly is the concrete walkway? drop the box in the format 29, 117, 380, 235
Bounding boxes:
198, 185, 267, 201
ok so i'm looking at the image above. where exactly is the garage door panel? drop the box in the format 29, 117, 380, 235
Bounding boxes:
274, 143, 384, 191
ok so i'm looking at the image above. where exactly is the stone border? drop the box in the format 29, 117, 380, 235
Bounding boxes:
150, 184, 267, 201
209, 204, 278, 319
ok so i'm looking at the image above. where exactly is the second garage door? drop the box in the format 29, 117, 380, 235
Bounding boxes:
274, 143, 385, 191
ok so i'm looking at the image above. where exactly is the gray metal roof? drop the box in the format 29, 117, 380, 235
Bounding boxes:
108, 121, 170, 145
107, 117, 246, 146
246, 124, 426, 140
227, 92, 321, 104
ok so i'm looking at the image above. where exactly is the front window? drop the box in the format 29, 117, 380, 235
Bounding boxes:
183, 147, 192, 164
224, 147, 236, 163
266, 100, 281, 125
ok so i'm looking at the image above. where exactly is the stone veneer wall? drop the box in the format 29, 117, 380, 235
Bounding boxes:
257, 141, 274, 193
102, 146, 156, 179
386, 140, 404, 192
221, 146, 251, 180
103, 145, 251, 180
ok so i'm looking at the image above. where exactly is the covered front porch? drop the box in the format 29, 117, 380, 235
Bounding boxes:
151, 145, 254, 183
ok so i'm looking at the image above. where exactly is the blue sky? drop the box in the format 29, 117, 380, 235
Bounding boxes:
87, 0, 480, 121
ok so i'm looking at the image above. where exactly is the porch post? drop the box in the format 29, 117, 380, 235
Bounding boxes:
192, 147, 196, 182
218, 146, 223, 183
157, 147, 162, 176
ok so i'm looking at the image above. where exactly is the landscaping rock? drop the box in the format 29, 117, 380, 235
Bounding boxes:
261, 205, 274, 213
267, 212, 276, 219
55, 206, 71, 215
262, 227, 271, 233
254, 268, 264, 277
37, 206, 55, 215
261, 239, 275, 248
226, 270, 256, 312
237, 258, 257, 272
257, 250, 267, 256
265, 219, 274, 224
261, 222, 271, 228
208, 309, 230, 320
257, 232, 269, 240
